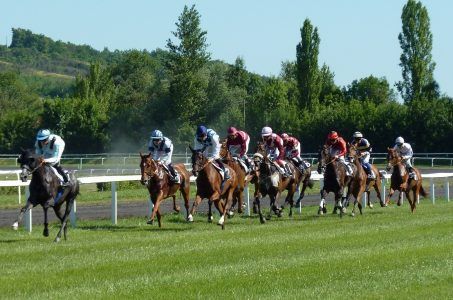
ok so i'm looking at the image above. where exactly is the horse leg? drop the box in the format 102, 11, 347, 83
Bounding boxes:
208, 200, 214, 223
180, 185, 191, 221
148, 193, 162, 225
188, 194, 203, 222
172, 195, 180, 213
220, 189, 235, 230
296, 182, 308, 208
55, 198, 74, 242
213, 199, 223, 226
386, 188, 395, 206
285, 190, 294, 218
43, 205, 50, 237
254, 196, 265, 224
318, 189, 327, 215
397, 190, 403, 206
12, 201, 33, 230
374, 180, 385, 207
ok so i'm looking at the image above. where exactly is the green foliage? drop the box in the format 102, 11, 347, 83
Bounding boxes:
344, 75, 396, 104
296, 18, 321, 109
397, 0, 436, 103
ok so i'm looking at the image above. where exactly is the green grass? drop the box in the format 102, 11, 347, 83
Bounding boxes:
0, 202, 452, 299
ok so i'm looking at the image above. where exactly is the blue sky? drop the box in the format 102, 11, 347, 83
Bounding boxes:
1, 0, 452, 97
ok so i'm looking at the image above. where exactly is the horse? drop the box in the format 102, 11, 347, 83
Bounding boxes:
283, 157, 314, 210
344, 144, 370, 216
317, 145, 352, 217
219, 141, 251, 215
12, 149, 79, 242
139, 153, 191, 227
253, 149, 296, 223
348, 145, 386, 208
385, 148, 427, 212
187, 146, 238, 229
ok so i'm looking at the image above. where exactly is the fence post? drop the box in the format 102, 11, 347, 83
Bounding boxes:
245, 185, 250, 216
24, 186, 32, 233
430, 178, 435, 204
70, 200, 77, 227
111, 182, 117, 225
445, 179, 450, 202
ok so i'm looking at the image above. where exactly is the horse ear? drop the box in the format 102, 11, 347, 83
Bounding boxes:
139, 152, 143, 157
188, 144, 194, 152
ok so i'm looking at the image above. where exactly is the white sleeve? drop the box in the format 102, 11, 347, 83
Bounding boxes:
211, 133, 221, 159
44, 137, 65, 164
194, 137, 204, 151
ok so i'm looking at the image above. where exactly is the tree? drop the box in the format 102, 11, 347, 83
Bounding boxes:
296, 18, 321, 109
397, 0, 436, 103
166, 4, 210, 133
344, 75, 396, 105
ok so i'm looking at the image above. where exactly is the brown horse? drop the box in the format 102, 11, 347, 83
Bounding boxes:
187, 146, 238, 229
253, 152, 296, 223
348, 145, 386, 208
345, 144, 370, 216
317, 145, 352, 217
219, 142, 249, 215
139, 153, 191, 227
385, 148, 427, 212
283, 158, 314, 210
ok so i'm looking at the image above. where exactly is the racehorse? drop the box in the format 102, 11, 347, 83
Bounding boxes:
187, 146, 238, 229
347, 145, 386, 208
219, 142, 248, 215
284, 157, 314, 210
12, 149, 79, 242
139, 153, 191, 227
317, 145, 352, 217
253, 149, 296, 223
344, 144, 369, 216
385, 148, 427, 212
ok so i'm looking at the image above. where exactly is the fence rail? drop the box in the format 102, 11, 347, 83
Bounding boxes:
1, 169, 452, 233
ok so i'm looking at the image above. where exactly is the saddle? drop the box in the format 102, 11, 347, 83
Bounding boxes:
49, 166, 71, 187
232, 157, 249, 173
211, 161, 230, 181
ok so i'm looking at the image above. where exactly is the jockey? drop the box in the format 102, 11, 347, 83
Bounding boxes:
34, 129, 69, 186
261, 126, 292, 177
393, 136, 416, 178
280, 133, 307, 170
351, 131, 375, 179
226, 126, 252, 170
148, 129, 179, 183
194, 125, 230, 179
325, 131, 353, 176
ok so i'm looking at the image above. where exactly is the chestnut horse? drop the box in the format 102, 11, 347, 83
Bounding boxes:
12, 149, 79, 242
284, 158, 314, 210
253, 152, 296, 223
345, 144, 370, 216
385, 148, 427, 212
317, 145, 352, 217
139, 153, 191, 227
219, 142, 249, 215
187, 146, 238, 229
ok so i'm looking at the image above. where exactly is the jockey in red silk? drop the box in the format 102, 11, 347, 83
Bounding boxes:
261, 126, 292, 177
281, 133, 308, 170
226, 127, 252, 169
324, 131, 353, 176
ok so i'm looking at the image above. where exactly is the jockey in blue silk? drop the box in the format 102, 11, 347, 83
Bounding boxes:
393, 136, 416, 179
194, 125, 230, 179
34, 129, 69, 186
351, 131, 375, 179
148, 129, 180, 183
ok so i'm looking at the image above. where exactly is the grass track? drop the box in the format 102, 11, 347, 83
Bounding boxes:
0, 202, 452, 299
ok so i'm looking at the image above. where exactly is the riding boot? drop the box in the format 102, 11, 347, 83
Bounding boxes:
364, 163, 375, 179
408, 166, 417, 180
54, 164, 69, 186
284, 164, 292, 178
167, 163, 180, 183
216, 159, 230, 180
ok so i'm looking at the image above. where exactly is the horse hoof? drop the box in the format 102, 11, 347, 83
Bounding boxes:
341, 207, 347, 213
54, 237, 61, 243
12, 222, 18, 230
227, 211, 234, 218
147, 219, 154, 225
173, 206, 181, 213
43, 229, 49, 237
260, 218, 266, 224
265, 215, 271, 220
295, 202, 301, 208
351, 212, 355, 217
322, 207, 327, 214
187, 215, 194, 222
318, 208, 323, 215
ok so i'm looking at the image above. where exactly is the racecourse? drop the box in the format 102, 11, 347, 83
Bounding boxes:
0, 201, 452, 299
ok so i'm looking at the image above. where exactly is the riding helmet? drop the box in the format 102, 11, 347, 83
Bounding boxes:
196, 125, 207, 137
327, 131, 338, 141
36, 129, 51, 141
261, 126, 272, 137
353, 131, 363, 138
227, 126, 237, 135
395, 136, 404, 145
150, 129, 163, 140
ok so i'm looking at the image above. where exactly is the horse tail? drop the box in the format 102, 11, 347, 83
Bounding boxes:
419, 184, 428, 198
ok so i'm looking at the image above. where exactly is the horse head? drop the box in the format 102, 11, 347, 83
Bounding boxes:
317, 145, 330, 174
254, 141, 266, 156
347, 143, 360, 163
189, 145, 207, 176
17, 149, 44, 182
386, 147, 401, 171
219, 140, 232, 161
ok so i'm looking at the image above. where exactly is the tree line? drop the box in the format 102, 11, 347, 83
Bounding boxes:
0, 0, 451, 154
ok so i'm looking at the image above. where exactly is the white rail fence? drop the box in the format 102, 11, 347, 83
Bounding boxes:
0, 170, 451, 233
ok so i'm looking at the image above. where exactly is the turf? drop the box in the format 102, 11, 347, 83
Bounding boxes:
0, 201, 452, 299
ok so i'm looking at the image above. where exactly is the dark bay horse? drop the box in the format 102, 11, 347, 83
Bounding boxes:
317, 145, 352, 217
253, 152, 296, 223
284, 158, 314, 210
188, 146, 238, 229
12, 149, 79, 242
139, 153, 191, 227
385, 148, 427, 212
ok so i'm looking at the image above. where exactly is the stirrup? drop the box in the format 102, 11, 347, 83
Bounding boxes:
60, 181, 70, 187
